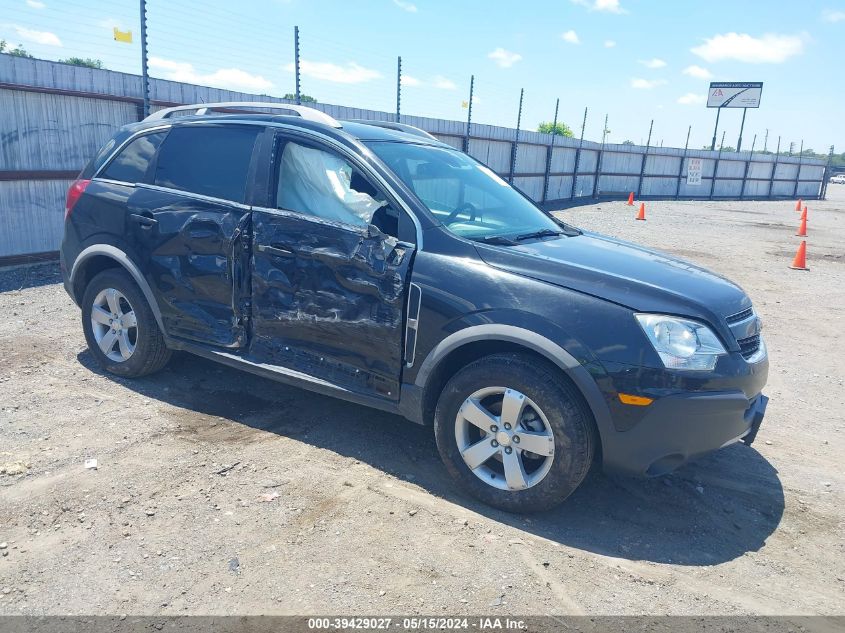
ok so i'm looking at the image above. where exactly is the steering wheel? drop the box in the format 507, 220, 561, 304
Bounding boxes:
444, 202, 478, 225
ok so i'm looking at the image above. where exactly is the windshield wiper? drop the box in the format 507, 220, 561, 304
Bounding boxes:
473, 235, 518, 246
514, 229, 565, 241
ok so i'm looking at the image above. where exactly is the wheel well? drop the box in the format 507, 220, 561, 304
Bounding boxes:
422, 339, 587, 415
72, 255, 122, 303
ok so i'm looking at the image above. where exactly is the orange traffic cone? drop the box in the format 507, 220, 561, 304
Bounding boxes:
627, 192, 635, 206
795, 198, 802, 212
635, 202, 646, 221
801, 205, 808, 221
789, 240, 809, 270
796, 215, 807, 236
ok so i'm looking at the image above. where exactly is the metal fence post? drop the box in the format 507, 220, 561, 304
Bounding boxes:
570, 106, 587, 199
294, 26, 301, 105
821, 145, 834, 200
463, 75, 474, 153
542, 98, 559, 204
139, 0, 150, 119
768, 136, 781, 198
740, 134, 756, 199
675, 125, 691, 198
709, 130, 726, 200
792, 139, 804, 198
592, 113, 608, 198
636, 119, 653, 198
509, 88, 524, 183
395, 56, 401, 123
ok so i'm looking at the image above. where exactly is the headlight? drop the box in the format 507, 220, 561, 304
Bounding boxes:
635, 314, 727, 371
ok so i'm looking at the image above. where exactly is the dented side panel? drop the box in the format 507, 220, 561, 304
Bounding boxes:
250, 210, 412, 399
127, 186, 247, 347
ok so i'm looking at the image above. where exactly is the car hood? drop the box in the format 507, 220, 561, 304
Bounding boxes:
475, 231, 750, 332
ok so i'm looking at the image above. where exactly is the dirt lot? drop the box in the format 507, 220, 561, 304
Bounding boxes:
1, 189, 844, 616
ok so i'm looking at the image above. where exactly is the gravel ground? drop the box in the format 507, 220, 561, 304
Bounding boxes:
0, 188, 843, 616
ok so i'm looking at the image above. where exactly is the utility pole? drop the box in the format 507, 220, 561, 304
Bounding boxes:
139, 0, 150, 118
395, 56, 402, 122
763, 128, 769, 152
294, 26, 301, 105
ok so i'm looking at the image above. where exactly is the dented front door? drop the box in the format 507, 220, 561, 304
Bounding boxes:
250, 210, 413, 400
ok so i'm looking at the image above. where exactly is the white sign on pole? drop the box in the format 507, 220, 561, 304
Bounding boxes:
707, 82, 763, 108
687, 158, 703, 185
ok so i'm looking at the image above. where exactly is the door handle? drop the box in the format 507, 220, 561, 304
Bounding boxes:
258, 244, 294, 258
130, 213, 157, 229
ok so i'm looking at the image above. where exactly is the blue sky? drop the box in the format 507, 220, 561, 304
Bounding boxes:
2, 0, 844, 152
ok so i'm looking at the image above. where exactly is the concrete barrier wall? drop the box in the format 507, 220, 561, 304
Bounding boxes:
0, 54, 828, 259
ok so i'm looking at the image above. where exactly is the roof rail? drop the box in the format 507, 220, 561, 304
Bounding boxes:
346, 119, 438, 141
145, 102, 342, 128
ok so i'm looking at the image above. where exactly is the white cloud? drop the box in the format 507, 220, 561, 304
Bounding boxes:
677, 92, 706, 105
401, 74, 421, 87
822, 9, 845, 22
604, 40, 616, 48
571, 0, 626, 13
487, 47, 522, 68
283, 59, 382, 84
561, 30, 580, 44
691, 32, 804, 63
26, 0, 46, 8
682, 64, 712, 79
12, 24, 61, 46
392, 0, 418, 12
433, 75, 457, 90
150, 57, 273, 92
639, 57, 666, 68
630, 77, 667, 89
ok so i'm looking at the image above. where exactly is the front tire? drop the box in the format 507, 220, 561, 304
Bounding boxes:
81, 268, 171, 377
434, 353, 595, 512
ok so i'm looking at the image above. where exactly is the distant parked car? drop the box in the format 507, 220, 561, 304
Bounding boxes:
60, 102, 768, 512
829, 174, 845, 184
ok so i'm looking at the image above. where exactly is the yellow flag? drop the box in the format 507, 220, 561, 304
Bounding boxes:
461, 100, 469, 109
113, 28, 133, 43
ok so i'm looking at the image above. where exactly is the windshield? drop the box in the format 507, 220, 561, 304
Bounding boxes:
366, 141, 563, 241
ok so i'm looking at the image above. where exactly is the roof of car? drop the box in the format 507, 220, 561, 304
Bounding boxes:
128, 113, 449, 148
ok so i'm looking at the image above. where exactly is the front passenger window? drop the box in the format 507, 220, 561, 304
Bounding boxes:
276, 141, 387, 229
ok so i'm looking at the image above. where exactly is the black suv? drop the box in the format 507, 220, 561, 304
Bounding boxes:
60, 102, 768, 511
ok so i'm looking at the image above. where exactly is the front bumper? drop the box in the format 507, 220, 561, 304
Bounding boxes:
601, 390, 768, 476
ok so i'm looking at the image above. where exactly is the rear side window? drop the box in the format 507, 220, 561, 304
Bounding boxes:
100, 132, 166, 184
153, 126, 261, 203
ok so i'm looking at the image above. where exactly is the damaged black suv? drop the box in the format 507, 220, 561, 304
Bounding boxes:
61, 102, 768, 511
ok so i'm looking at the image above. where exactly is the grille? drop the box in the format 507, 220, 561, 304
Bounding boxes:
726, 307, 754, 324
737, 334, 761, 359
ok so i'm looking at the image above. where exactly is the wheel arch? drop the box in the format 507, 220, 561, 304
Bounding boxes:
413, 325, 616, 454
70, 245, 165, 333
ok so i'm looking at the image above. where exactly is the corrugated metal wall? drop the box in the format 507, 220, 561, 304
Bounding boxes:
0, 54, 828, 259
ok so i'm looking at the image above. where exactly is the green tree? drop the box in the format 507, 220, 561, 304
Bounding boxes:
0, 40, 33, 58
59, 57, 105, 69
622, 140, 635, 145
283, 93, 317, 103
538, 121, 573, 137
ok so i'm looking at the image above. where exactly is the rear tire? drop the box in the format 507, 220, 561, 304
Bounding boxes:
81, 268, 171, 377
434, 353, 595, 512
